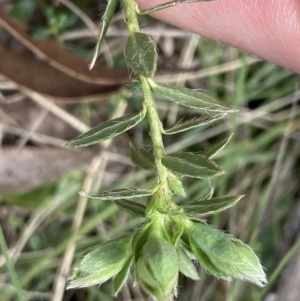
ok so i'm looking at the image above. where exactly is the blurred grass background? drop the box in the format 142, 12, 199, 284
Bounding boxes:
0, 0, 300, 301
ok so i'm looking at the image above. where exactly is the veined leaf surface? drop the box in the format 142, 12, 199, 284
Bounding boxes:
124, 32, 157, 77
80, 188, 153, 201
161, 152, 223, 179
66, 107, 146, 147
114, 199, 146, 217
130, 143, 155, 170
163, 114, 225, 135
183, 195, 245, 215
149, 80, 237, 113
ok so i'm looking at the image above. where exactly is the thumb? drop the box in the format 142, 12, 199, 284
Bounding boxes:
136, 0, 300, 74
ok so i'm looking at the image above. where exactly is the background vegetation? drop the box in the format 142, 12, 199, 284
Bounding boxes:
0, 0, 299, 301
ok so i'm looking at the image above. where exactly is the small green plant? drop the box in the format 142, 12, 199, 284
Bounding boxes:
66, 0, 267, 300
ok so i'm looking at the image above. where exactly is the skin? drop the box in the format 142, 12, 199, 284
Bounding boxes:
136, 0, 300, 74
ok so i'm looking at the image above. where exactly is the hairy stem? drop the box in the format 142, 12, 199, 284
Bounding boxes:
123, 0, 139, 34
123, 0, 172, 209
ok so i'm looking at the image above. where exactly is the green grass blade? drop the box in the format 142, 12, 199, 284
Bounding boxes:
0, 226, 25, 301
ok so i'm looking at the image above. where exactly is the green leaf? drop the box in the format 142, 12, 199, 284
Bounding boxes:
189, 236, 231, 279
130, 143, 155, 170
161, 152, 224, 179
200, 134, 233, 158
67, 235, 133, 289
137, 0, 215, 15
178, 247, 200, 280
132, 223, 152, 260
167, 173, 186, 197
124, 32, 157, 77
89, 0, 118, 69
163, 114, 225, 135
199, 187, 215, 200
149, 80, 237, 113
187, 223, 267, 286
114, 199, 146, 217
113, 255, 133, 295
135, 237, 179, 301
80, 188, 153, 201
66, 107, 146, 147
183, 195, 245, 215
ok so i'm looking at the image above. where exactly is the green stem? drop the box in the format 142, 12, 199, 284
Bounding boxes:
0, 226, 25, 301
123, 0, 139, 34
123, 0, 171, 207
141, 76, 172, 208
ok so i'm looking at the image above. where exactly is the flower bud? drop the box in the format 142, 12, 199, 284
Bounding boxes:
135, 236, 179, 301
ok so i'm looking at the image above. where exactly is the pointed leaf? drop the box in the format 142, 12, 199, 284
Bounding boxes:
200, 134, 233, 158
132, 223, 152, 261
138, 0, 217, 15
124, 32, 157, 77
167, 173, 186, 197
199, 187, 215, 200
113, 255, 133, 295
90, 0, 118, 69
149, 80, 237, 113
178, 247, 200, 280
67, 235, 133, 289
161, 152, 224, 179
130, 143, 155, 170
183, 195, 245, 215
66, 107, 146, 147
80, 188, 153, 201
163, 114, 225, 135
114, 199, 146, 217
188, 223, 267, 287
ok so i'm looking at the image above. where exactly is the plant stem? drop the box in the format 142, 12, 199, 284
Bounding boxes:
123, 0, 139, 34
123, 0, 171, 203
140, 76, 164, 161
141, 76, 173, 209
0, 226, 25, 301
